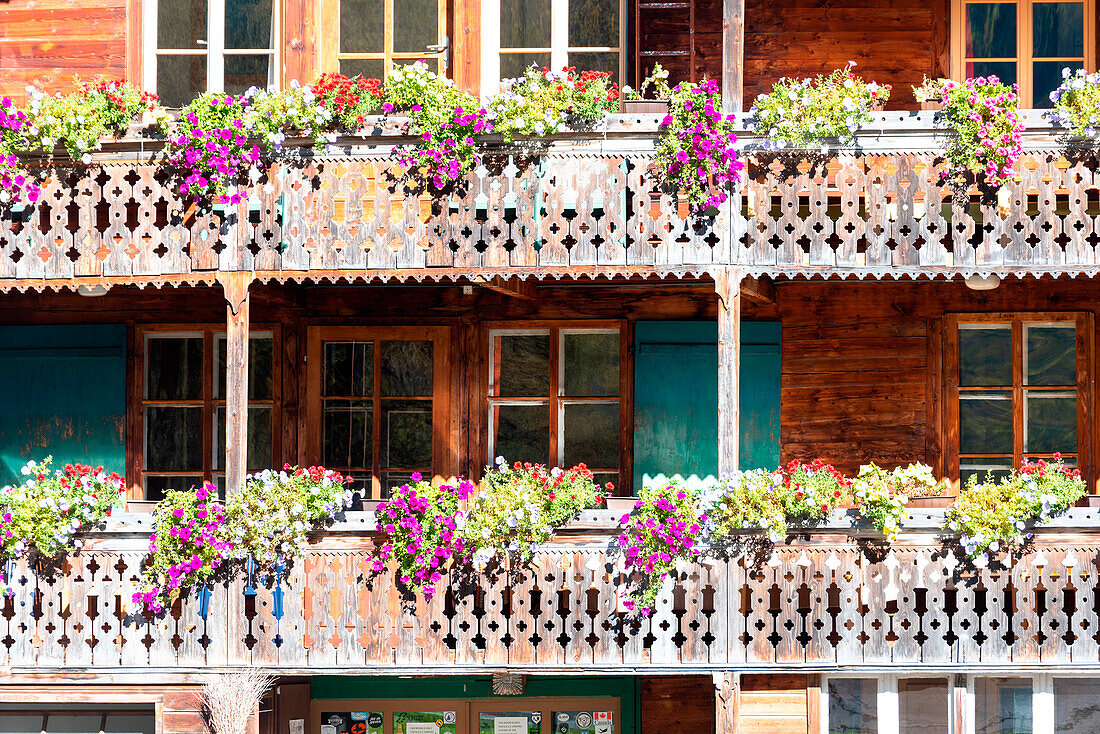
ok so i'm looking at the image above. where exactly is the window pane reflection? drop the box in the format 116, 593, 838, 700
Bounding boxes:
1056, 679, 1100, 732
828, 678, 878, 734
899, 678, 949, 734
977, 678, 1032, 734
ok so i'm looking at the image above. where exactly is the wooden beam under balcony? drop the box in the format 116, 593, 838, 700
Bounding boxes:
218, 271, 251, 494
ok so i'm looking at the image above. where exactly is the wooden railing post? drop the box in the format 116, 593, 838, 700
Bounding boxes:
715, 267, 744, 475
218, 272, 252, 494
714, 671, 738, 733
722, 0, 745, 114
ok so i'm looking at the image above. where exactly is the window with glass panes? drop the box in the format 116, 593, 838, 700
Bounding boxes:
139, 329, 276, 499
308, 326, 447, 499
948, 314, 1088, 485
319, 0, 448, 80
487, 327, 622, 489
953, 0, 1096, 107
482, 0, 623, 90
144, 0, 279, 107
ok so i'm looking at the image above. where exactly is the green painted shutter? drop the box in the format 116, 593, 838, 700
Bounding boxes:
0, 324, 127, 485
633, 320, 780, 490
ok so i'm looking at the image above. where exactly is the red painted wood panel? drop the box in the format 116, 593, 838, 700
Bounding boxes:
0, 0, 128, 101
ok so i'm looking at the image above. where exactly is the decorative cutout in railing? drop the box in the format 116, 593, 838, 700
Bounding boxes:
1, 145, 1098, 284
4, 543, 1100, 671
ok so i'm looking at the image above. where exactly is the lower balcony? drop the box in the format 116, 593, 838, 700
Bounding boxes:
6, 512, 1100, 675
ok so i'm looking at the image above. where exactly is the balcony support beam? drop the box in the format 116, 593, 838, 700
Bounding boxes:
722, 0, 745, 114
714, 671, 739, 734
218, 272, 252, 494
716, 267, 744, 475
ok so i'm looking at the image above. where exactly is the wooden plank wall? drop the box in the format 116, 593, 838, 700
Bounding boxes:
640, 677, 715, 734
0, 0, 130, 101
737, 674, 811, 734
777, 279, 1100, 481
635, 0, 949, 108
743, 0, 949, 109
2, 276, 1100, 487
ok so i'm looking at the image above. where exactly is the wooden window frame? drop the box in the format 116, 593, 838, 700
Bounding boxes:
317, 0, 450, 79
481, 320, 632, 494
943, 312, 1094, 488
129, 323, 281, 500
304, 324, 454, 498
479, 0, 627, 93
310, 697, 621, 734
950, 0, 1097, 108
142, 0, 283, 102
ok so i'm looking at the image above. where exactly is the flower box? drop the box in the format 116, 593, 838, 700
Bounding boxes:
605, 496, 639, 513
907, 495, 955, 509
126, 499, 158, 514
920, 100, 944, 112
621, 99, 670, 115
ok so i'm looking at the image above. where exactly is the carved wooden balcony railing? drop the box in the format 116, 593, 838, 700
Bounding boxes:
1, 113, 1099, 288
9, 510, 1100, 674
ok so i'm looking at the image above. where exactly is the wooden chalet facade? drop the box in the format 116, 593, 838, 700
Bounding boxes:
2, 1, 1100, 734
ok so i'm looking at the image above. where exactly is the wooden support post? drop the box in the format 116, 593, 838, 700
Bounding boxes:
722, 0, 745, 114
218, 272, 252, 495
714, 671, 738, 734
715, 267, 744, 475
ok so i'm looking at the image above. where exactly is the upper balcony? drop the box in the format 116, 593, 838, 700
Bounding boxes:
2, 112, 1100, 291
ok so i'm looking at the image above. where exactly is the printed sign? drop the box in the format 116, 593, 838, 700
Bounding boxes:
551, 711, 612, 734
394, 711, 457, 734
477, 712, 541, 734
321, 712, 383, 734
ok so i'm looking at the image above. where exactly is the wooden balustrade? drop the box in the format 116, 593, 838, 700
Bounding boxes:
1, 118, 1099, 287
8, 517, 1100, 673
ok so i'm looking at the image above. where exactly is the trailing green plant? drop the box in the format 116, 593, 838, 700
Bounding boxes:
133, 483, 231, 614
0, 97, 40, 207
229, 465, 357, 567
945, 454, 1085, 560
748, 62, 891, 149
245, 84, 337, 150
1050, 68, 1100, 140
465, 458, 608, 565
488, 65, 619, 138
617, 480, 706, 615
622, 63, 671, 101
24, 78, 162, 162
0, 458, 124, 594
163, 92, 265, 205
852, 462, 949, 541
938, 75, 1023, 188
372, 473, 473, 599
133, 465, 356, 614
385, 61, 491, 192
704, 469, 789, 542
653, 77, 744, 215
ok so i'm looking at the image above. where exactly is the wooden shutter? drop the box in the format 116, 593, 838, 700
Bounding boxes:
0, 324, 127, 484
632, 320, 780, 491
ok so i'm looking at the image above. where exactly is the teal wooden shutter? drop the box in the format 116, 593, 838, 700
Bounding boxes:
0, 324, 127, 485
633, 320, 780, 490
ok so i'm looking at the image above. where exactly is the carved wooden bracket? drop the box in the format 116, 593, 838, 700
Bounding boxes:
713, 671, 738, 734
217, 271, 253, 315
